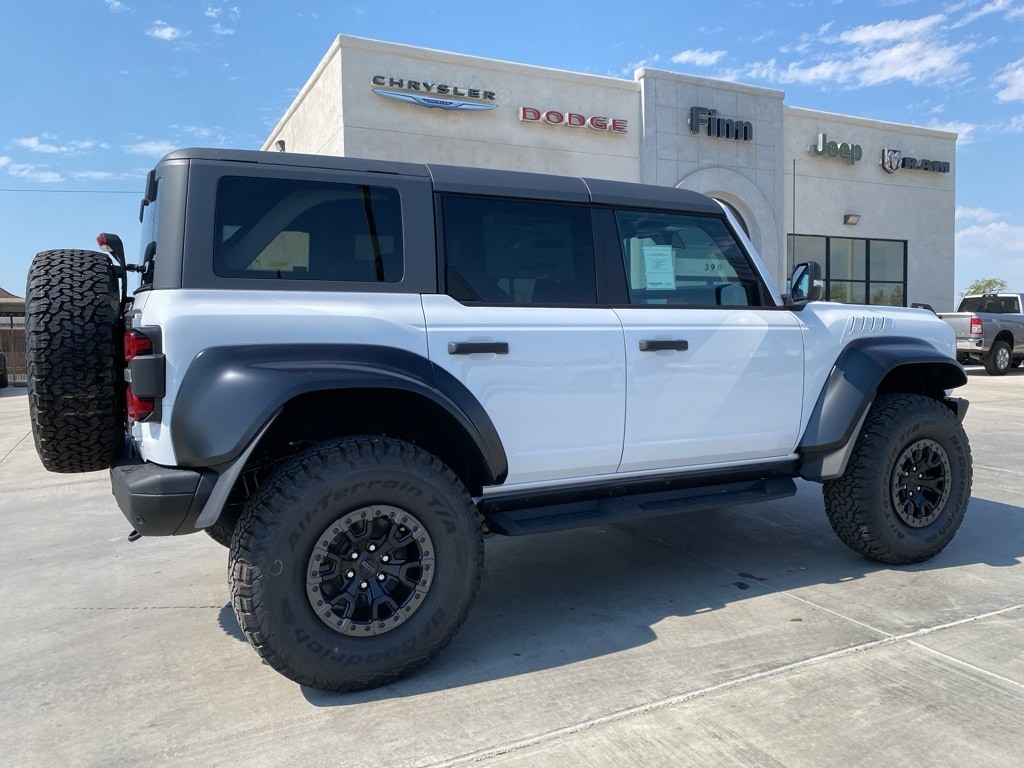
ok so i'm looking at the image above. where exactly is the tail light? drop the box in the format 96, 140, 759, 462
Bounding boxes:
970, 317, 983, 336
124, 329, 159, 422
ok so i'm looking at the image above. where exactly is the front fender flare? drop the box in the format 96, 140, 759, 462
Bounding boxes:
169, 344, 508, 484
798, 336, 966, 480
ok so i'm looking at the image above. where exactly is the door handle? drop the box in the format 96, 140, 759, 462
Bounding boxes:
448, 341, 510, 355
638, 339, 689, 352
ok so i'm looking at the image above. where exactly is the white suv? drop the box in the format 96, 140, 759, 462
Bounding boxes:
25, 148, 972, 692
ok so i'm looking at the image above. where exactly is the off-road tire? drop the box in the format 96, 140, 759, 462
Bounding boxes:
983, 340, 1011, 376
205, 506, 241, 548
25, 250, 124, 472
229, 436, 484, 692
823, 393, 971, 565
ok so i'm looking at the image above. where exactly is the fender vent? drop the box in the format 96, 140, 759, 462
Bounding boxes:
843, 313, 890, 341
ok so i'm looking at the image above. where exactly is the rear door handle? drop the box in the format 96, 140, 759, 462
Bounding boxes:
638, 339, 689, 352
448, 341, 510, 355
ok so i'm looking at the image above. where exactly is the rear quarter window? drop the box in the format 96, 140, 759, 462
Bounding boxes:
213, 176, 404, 282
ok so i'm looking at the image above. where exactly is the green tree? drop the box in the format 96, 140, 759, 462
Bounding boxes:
963, 278, 1007, 296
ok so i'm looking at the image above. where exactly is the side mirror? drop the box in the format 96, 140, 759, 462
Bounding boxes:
786, 261, 823, 309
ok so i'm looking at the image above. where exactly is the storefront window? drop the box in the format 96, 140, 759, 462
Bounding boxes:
787, 235, 906, 306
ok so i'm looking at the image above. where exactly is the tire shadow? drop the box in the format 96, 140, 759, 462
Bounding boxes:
298, 482, 1024, 706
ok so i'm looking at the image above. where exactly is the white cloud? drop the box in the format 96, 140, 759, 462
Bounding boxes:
146, 21, 189, 42
623, 55, 661, 75
671, 48, 727, 67
212, 23, 235, 36
950, 0, 1016, 28
1008, 114, 1024, 132
124, 140, 177, 157
994, 58, 1024, 102
742, 13, 974, 89
13, 136, 59, 153
5, 162, 64, 183
71, 171, 136, 181
955, 220, 1024, 292
837, 14, 945, 45
104, 0, 130, 12
927, 120, 978, 144
956, 206, 1000, 223
0, 156, 10, 169
12, 136, 109, 154
204, 5, 221, 18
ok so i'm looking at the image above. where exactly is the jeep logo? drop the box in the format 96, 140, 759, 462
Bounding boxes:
809, 133, 863, 165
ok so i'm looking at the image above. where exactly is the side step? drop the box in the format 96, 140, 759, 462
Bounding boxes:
484, 476, 797, 536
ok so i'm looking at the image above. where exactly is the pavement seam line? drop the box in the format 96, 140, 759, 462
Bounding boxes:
0, 428, 31, 466
422, 603, 1024, 768
973, 463, 1023, 475
907, 635, 1024, 691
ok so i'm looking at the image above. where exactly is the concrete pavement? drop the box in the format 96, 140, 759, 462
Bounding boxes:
1, 369, 1021, 767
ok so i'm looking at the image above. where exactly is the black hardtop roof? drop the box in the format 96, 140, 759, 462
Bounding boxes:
159, 147, 723, 214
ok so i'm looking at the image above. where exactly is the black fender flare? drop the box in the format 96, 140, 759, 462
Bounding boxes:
798, 336, 966, 480
170, 344, 508, 484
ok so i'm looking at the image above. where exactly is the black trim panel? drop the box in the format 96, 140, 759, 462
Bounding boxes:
170, 344, 508, 483
799, 336, 967, 456
479, 459, 800, 516
110, 456, 216, 536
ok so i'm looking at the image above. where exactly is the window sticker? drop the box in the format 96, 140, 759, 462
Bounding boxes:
643, 245, 675, 290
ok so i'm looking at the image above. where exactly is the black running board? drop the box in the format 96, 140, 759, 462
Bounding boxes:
483, 476, 797, 536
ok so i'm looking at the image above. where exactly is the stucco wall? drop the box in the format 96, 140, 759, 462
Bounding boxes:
262, 35, 957, 310
636, 69, 786, 283
783, 107, 957, 310
264, 43, 344, 156
268, 35, 640, 180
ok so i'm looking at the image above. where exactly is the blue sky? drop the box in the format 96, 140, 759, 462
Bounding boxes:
2, 0, 1023, 299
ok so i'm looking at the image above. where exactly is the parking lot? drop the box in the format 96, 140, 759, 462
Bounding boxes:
1, 369, 1022, 767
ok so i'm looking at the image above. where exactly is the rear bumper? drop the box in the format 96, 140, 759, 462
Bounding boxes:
110, 456, 217, 536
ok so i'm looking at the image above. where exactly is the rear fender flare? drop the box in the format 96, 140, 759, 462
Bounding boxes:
170, 344, 508, 484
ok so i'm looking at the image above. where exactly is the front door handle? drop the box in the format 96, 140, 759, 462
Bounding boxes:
638, 339, 689, 352
448, 341, 510, 355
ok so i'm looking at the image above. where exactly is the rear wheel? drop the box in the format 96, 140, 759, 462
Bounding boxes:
823, 393, 971, 565
983, 340, 1011, 375
229, 436, 483, 692
25, 250, 124, 472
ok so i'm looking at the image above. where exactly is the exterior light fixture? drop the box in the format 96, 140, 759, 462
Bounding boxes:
274, 140, 286, 152
843, 214, 861, 225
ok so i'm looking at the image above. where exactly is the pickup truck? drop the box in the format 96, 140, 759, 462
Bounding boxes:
938, 293, 1024, 375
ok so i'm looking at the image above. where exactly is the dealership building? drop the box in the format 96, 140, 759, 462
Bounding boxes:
263, 35, 957, 310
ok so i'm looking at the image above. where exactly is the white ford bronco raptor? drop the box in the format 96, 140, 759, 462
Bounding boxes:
25, 148, 972, 692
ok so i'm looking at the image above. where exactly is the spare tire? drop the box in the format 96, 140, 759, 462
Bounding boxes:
25, 249, 125, 473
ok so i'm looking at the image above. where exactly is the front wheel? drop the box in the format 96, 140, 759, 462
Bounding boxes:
983, 340, 1011, 375
823, 394, 971, 565
229, 436, 483, 692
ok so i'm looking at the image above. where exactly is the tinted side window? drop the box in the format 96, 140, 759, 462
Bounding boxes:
442, 197, 596, 304
614, 210, 763, 307
213, 176, 403, 282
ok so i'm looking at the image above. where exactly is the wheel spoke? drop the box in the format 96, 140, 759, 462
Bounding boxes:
305, 504, 436, 637
891, 438, 952, 528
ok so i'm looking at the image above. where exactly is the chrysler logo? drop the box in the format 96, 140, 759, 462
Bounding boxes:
370, 75, 498, 112
373, 88, 498, 111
